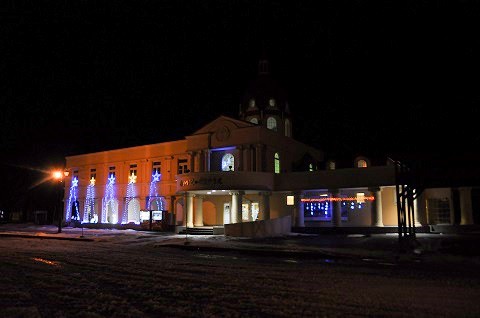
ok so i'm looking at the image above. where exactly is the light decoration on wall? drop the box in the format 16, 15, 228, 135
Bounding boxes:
305, 200, 331, 218
83, 177, 97, 223
301, 196, 374, 202
147, 171, 165, 211
66, 177, 79, 222
128, 173, 137, 184
123, 172, 139, 224
102, 174, 117, 224
303, 195, 374, 218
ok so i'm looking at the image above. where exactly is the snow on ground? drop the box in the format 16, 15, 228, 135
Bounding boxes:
1, 225, 480, 317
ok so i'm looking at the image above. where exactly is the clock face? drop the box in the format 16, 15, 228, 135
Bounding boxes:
222, 153, 234, 171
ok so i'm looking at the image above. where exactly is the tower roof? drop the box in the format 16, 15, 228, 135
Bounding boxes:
239, 58, 289, 115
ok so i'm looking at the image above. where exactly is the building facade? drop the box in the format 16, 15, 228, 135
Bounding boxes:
63, 59, 478, 235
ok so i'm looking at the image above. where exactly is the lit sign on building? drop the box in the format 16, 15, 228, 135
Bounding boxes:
180, 177, 223, 187
301, 196, 374, 203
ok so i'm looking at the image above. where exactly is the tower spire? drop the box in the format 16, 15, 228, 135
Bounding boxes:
258, 59, 269, 75
258, 42, 269, 75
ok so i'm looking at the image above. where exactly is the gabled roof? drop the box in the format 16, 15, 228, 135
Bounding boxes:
192, 115, 255, 135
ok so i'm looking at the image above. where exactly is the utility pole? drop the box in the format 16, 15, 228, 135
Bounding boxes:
53, 169, 69, 234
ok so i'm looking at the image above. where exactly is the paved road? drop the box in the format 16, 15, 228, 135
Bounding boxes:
1, 228, 480, 317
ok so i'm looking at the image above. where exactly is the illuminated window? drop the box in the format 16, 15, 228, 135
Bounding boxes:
269, 98, 276, 107
309, 163, 313, 171
178, 159, 188, 174
90, 168, 96, 181
250, 117, 258, 124
267, 117, 277, 131
152, 161, 161, 174
222, 153, 234, 171
242, 203, 249, 221
286, 195, 294, 206
304, 196, 332, 220
285, 119, 291, 137
357, 159, 367, 168
249, 99, 255, 108
251, 202, 259, 220
356, 192, 365, 203
328, 161, 336, 170
108, 167, 116, 180
223, 203, 231, 224
129, 164, 137, 177
303, 195, 350, 221
274, 152, 280, 174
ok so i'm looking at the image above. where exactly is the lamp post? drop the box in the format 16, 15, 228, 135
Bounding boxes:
53, 169, 70, 233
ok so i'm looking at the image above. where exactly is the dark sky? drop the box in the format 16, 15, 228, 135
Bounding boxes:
1, 0, 480, 210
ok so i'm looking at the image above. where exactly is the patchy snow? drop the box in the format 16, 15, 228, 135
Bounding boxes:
1, 225, 480, 317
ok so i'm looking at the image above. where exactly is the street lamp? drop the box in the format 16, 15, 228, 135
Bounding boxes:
52, 169, 70, 233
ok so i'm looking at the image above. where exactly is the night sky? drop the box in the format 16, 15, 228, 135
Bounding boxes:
1, 0, 480, 211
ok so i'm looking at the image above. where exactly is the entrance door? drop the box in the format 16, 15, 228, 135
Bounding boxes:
223, 203, 230, 224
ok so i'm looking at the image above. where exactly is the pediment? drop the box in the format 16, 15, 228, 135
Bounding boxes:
191, 115, 254, 139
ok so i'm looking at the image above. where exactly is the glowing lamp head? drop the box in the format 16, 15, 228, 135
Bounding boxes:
53, 170, 69, 181
53, 171, 63, 180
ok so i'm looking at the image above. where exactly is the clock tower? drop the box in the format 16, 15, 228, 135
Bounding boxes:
238, 58, 292, 138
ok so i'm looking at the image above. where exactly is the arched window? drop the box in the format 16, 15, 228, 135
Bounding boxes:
249, 99, 256, 108
269, 98, 276, 107
250, 117, 258, 124
222, 153, 234, 171
328, 160, 336, 170
309, 163, 313, 172
285, 119, 291, 137
357, 159, 367, 168
267, 117, 277, 131
274, 153, 280, 174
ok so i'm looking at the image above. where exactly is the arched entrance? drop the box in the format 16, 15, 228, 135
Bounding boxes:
104, 199, 118, 224
127, 198, 140, 224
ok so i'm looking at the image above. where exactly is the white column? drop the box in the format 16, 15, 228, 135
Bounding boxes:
331, 189, 341, 227
181, 193, 187, 226
231, 192, 239, 224
237, 191, 244, 222
187, 193, 194, 228
459, 187, 474, 225
370, 187, 384, 227
194, 195, 204, 227
413, 191, 422, 226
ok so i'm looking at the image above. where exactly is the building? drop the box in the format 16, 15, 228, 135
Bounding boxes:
63, 59, 479, 236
